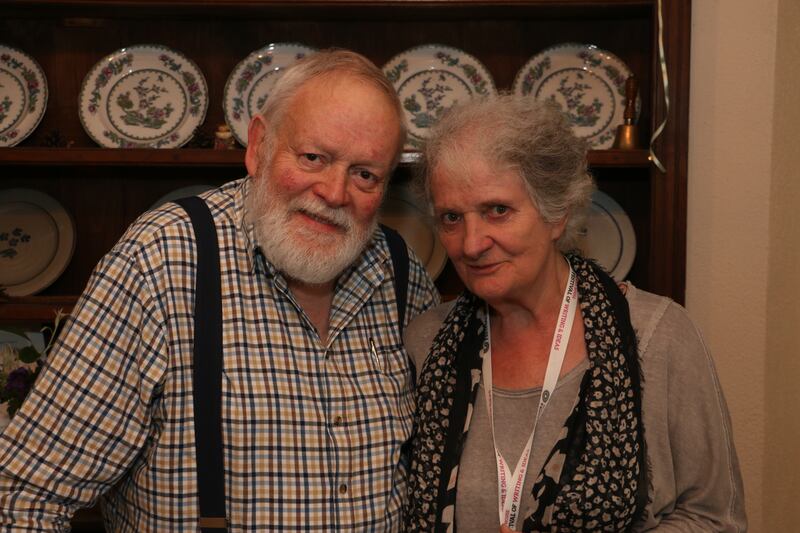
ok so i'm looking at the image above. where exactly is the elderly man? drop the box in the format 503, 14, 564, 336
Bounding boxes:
0, 49, 439, 531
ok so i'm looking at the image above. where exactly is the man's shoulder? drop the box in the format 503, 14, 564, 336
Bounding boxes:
115, 180, 243, 258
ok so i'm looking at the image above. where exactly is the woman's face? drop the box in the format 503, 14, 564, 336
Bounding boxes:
430, 154, 565, 305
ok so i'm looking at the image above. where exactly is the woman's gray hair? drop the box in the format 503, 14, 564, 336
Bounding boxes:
258, 48, 406, 168
418, 94, 595, 251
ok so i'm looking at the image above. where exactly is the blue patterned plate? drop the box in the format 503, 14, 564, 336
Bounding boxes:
0, 189, 75, 297
383, 44, 496, 151
576, 190, 636, 281
79, 44, 208, 148
223, 43, 316, 147
0, 45, 48, 147
513, 43, 639, 149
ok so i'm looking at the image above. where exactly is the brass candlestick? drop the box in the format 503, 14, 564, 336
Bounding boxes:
612, 75, 639, 150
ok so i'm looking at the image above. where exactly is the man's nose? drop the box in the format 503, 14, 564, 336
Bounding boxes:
313, 168, 349, 207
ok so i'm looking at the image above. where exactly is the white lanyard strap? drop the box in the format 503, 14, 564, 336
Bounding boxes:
483, 266, 578, 529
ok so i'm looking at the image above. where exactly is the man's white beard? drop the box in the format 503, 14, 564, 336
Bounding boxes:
247, 173, 377, 285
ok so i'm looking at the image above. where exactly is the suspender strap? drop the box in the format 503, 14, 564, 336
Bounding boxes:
175, 197, 228, 533
380, 224, 409, 331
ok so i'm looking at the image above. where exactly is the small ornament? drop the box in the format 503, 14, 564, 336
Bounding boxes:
612, 76, 640, 150
214, 124, 236, 150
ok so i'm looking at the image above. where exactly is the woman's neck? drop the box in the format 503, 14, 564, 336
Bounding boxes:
489, 254, 570, 333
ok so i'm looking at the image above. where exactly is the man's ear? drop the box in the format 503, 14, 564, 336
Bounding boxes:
245, 114, 268, 177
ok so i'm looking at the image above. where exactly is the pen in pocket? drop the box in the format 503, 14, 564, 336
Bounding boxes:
369, 336, 382, 372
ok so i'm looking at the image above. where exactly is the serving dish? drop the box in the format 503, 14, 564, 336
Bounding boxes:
0, 189, 75, 297
0, 44, 47, 147
513, 43, 638, 149
383, 44, 495, 150
223, 43, 316, 147
576, 190, 636, 280
79, 44, 208, 148
379, 183, 447, 279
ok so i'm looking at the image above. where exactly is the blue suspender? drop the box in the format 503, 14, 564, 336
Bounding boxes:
175, 197, 227, 532
176, 199, 410, 533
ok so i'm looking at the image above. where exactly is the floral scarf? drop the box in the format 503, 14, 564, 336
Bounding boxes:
405, 255, 648, 532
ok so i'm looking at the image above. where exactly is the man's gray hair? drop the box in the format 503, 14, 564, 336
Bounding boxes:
258, 48, 406, 168
418, 94, 595, 251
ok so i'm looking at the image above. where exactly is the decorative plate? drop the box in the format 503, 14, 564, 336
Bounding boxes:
223, 43, 316, 147
383, 44, 496, 150
0, 45, 48, 147
576, 190, 636, 281
150, 184, 214, 210
0, 189, 76, 297
79, 44, 208, 148
513, 43, 638, 149
379, 183, 448, 280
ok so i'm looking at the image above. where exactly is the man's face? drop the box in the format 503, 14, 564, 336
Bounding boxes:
246, 74, 403, 284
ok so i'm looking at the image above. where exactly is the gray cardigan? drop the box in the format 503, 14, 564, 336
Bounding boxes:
404, 283, 747, 532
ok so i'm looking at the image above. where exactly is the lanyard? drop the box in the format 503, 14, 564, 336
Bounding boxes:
482, 267, 578, 530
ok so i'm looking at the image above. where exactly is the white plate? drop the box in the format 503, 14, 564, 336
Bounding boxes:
79, 44, 208, 148
383, 44, 496, 150
150, 184, 215, 210
513, 43, 638, 149
0, 45, 48, 147
576, 190, 636, 281
0, 189, 75, 297
223, 43, 316, 147
379, 183, 447, 280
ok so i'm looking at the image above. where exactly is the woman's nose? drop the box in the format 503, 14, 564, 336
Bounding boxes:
462, 216, 492, 259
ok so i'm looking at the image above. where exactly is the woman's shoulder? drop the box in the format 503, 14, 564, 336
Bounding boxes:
623, 282, 708, 364
404, 301, 456, 377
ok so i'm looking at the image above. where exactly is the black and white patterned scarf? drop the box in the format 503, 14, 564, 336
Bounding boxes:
405, 254, 648, 532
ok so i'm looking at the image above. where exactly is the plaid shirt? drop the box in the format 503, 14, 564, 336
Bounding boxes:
0, 178, 439, 532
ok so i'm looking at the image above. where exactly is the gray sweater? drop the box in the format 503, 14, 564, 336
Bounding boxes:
404, 284, 746, 532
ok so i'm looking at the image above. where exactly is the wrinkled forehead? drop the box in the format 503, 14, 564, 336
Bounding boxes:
294, 71, 402, 120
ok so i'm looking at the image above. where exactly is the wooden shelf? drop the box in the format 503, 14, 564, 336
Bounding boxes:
0, 147, 649, 168
0, 296, 78, 322
0, 148, 246, 167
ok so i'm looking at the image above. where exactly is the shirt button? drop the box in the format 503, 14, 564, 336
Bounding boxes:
334, 415, 343, 426
338, 483, 348, 494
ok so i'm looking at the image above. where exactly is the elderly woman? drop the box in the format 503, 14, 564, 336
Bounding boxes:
403, 96, 745, 532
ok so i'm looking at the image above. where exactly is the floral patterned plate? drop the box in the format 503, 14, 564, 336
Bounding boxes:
383, 44, 496, 150
576, 190, 636, 281
513, 43, 639, 149
379, 182, 448, 280
79, 44, 208, 148
0, 45, 48, 147
223, 43, 316, 147
0, 189, 75, 297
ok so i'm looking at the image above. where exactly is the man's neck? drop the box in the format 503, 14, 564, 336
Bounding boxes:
287, 278, 336, 344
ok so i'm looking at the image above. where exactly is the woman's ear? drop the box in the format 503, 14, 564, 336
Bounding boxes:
245, 114, 268, 177
550, 215, 568, 241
